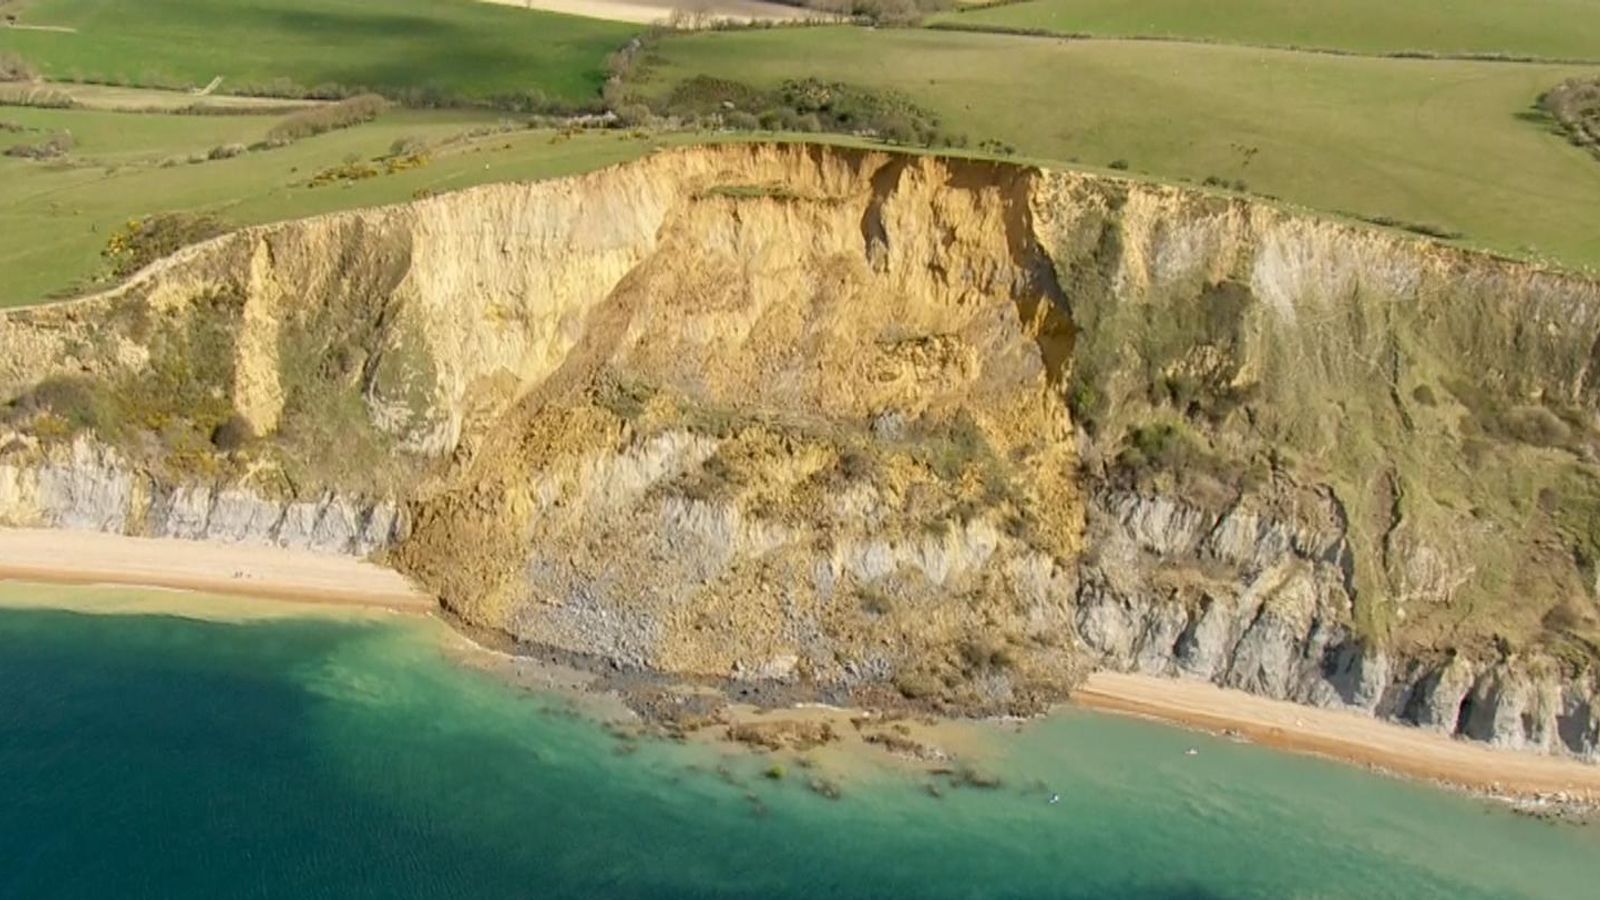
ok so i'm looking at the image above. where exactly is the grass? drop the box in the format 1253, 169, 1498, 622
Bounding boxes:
0, 0, 638, 106
0, 105, 669, 306
935, 0, 1600, 61
637, 27, 1600, 270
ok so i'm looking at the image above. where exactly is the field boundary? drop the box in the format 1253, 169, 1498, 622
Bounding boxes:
0, 79, 325, 112
922, 21, 1600, 67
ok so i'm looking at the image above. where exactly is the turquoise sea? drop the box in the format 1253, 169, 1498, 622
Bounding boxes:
1, 593, 1596, 899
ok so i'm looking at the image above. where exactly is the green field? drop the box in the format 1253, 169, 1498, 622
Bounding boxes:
0, 105, 664, 306
0, 0, 637, 105
639, 27, 1600, 270
6, 8, 1600, 303
936, 0, 1600, 60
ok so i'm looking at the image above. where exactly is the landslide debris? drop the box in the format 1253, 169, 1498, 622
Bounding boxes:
2, 144, 1598, 751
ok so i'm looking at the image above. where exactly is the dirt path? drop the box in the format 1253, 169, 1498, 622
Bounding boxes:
2, 22, 76, 33
477, 0, 825, 26
1076, 671, 1600, 800
0, 527, 433, 612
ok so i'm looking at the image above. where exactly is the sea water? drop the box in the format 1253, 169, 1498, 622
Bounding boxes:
0, 593, 1595, 899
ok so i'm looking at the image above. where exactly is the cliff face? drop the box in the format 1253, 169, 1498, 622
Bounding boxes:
1, 144, 1597, 758
1077, 489, 1599, 758
0, 435, 404, 555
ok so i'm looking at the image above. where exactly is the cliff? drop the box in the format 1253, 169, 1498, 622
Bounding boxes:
1, 144, 1596, 759
0, 435, 403, 555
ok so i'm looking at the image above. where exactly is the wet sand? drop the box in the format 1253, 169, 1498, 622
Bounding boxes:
1075, 671, 1600, 802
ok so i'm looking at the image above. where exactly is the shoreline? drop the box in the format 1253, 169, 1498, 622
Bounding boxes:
0, 527, 433, 614
1074, 672, 1600, 812
2, 526, 1596, 811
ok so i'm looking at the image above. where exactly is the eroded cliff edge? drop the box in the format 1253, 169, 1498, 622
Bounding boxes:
1, 144, 1597, 759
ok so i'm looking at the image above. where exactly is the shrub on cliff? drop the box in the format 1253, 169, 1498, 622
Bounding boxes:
3, 375, 115, 433
102, 213, 231, 280
1116, 422, 1197, 473
211, 414, 257, 452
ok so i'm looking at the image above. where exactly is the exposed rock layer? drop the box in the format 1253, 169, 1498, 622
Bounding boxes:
1076, 488, 1599, 760
1, 144, 1598, 760
0, 436, 404, 556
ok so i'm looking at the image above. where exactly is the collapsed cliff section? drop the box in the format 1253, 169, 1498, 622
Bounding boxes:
1, 143, 1598, 755
392, 153, 1084, 713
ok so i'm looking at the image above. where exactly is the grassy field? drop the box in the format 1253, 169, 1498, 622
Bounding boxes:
935, 0, 1600, 61
0, 105, 665, 306
638, 27, 1600, 270
0, 0, 638, 105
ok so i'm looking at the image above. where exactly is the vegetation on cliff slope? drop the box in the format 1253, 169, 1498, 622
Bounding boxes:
1047, 179, 1600, 666
0, 105, 667, 307
1, 281, 418, 496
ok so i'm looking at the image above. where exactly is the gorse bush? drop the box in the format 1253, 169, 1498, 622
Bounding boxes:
265, 94, 389, 144
101, 213, 231, 279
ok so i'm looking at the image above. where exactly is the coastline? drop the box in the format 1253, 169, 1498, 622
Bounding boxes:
1075, 672, 1600, 809
2, 526, 1596, 810
0, 527, 433, 613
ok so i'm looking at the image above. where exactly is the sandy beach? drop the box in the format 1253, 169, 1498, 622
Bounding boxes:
2, 525, 1596, 800
0, 527, 432, 612
1075, 671, 1600, 801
